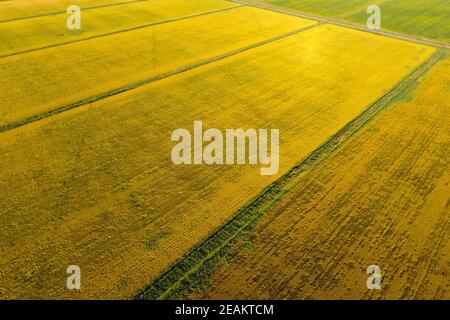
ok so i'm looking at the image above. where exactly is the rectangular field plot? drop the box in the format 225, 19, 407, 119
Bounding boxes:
0, 0, 181, 21
347, 0, 450, 42
196, 58, 450, 300
0, 25, 435, 299
0, 6, 314, 128
249, 0, 450, 42
249, 0, 374, 16
0, 0, 238, 56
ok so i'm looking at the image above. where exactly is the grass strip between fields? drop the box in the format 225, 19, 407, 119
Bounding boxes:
0, 5, 244, 59
135, 48, 447, 300
0, 0, 151, 24
0, 23, 319, 134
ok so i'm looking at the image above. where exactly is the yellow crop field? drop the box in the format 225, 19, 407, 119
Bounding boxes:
0, 21, 434, 299
0, 0, 161, 21
0, 0, 238, 56
1, 0, 448, 306
195, 58, 450, 300
0, 6, 314, 128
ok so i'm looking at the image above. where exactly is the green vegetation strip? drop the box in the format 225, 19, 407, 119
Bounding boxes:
0, 23, 318, 133
136, 48, 447, 300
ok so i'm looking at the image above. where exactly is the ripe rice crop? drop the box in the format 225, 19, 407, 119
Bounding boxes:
195, 57, 450, 300
0, 6, 314, 128
0, 0, 238, 56
0, 23, 434, 299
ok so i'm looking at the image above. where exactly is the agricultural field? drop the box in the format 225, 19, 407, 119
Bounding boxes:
0, 0, 163, 21
193, 57, 450, 300
248, 0, 450, 42
347, 0, 450, 42
247, 0, 376, 16
0, 0, 238, 56
0, 21, 435, 298
0, 0, 448, 302
0, 5, 314, 128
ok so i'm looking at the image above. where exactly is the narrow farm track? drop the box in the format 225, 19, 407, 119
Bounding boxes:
0, 5, 244, 59
228, 0, 450, 49
0, 0, 151, 23
0, 23, 319, 133
137, 48, 447, 300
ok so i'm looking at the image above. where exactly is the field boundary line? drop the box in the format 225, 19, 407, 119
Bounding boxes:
0, 0, 151, 24
0, 23, 319, 133
135, 48, 447, 300
227, 0, 449, 49
0, 5, 245, 59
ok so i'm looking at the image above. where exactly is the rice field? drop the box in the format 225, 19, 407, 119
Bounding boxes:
0, 5, 314, 128
0, 0, 448, 301
0, 0, 238, 56
248, 0, 375, 16
347, 0, 450, 42
194, 57, 450, 300
249, 0, 450, 41
0, 0, 163, 21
